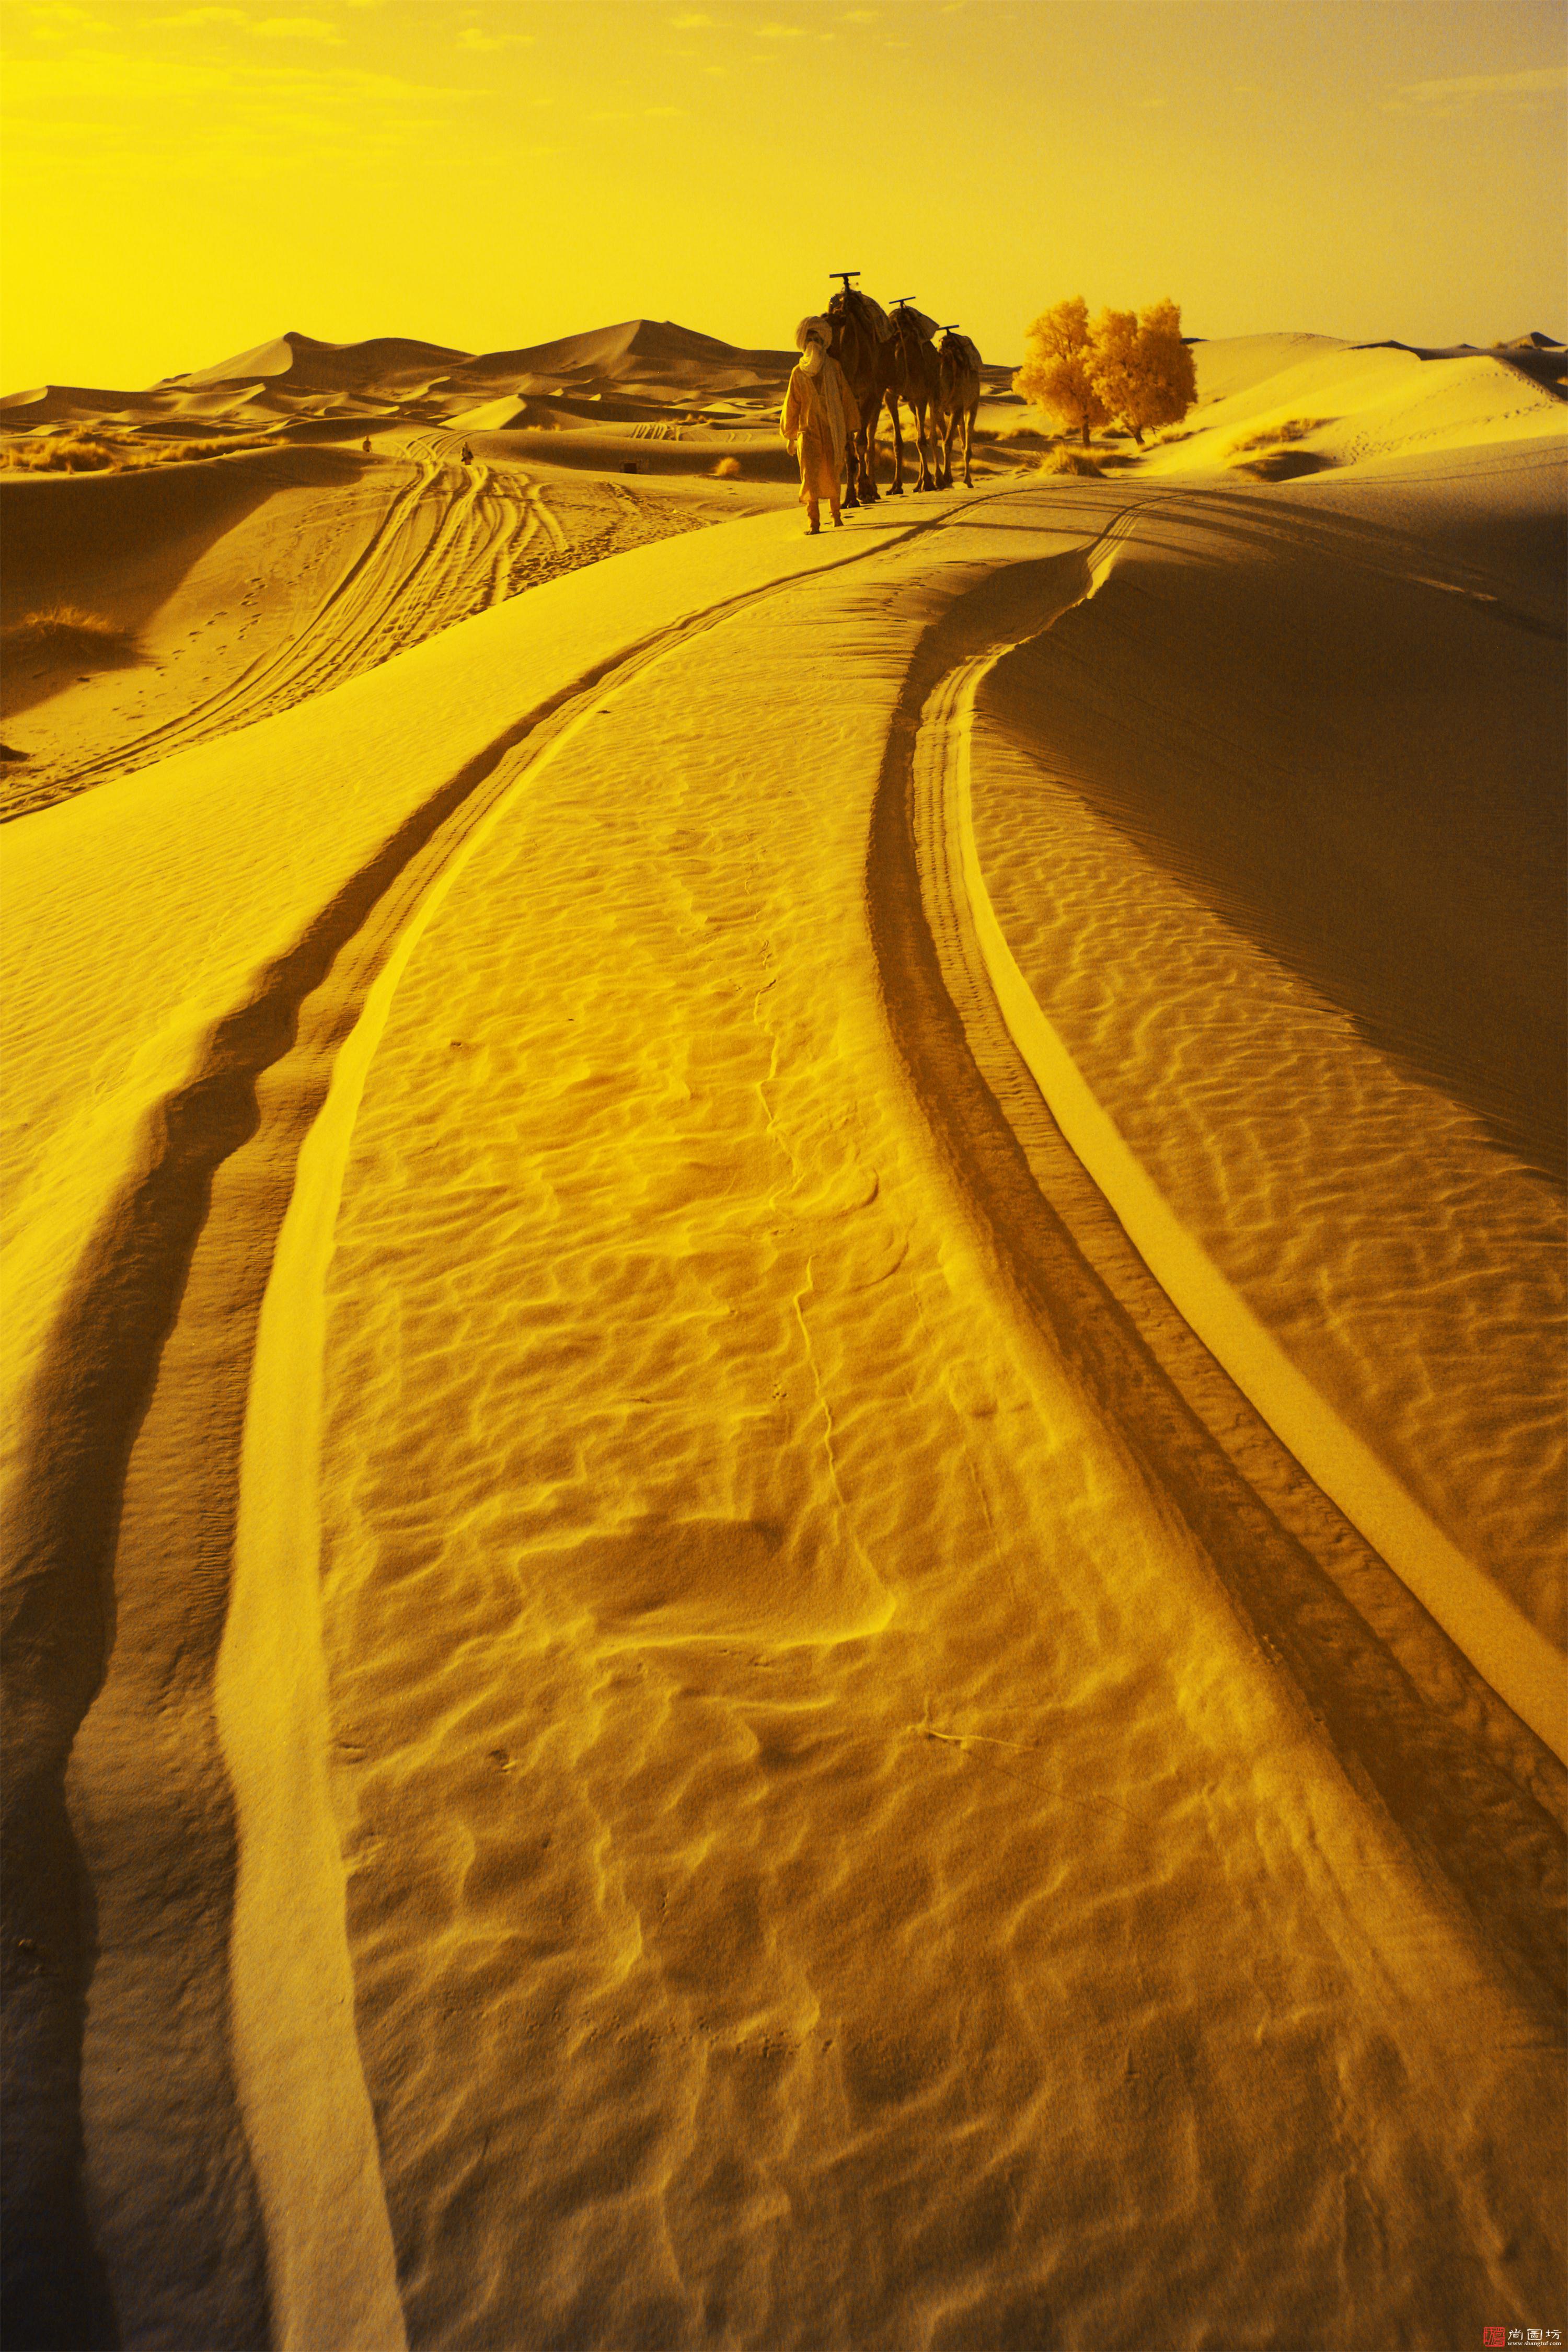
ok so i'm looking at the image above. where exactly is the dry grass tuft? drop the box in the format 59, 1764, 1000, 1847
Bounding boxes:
3, 604, 123, 646
159, 432, 276, 463
2, 427, 277, 473
1227, 416, 1334, 457
2, 434, 120, 472
709, 455, 742, 478
1039, 446, 1105, 478
2, 602, 144, 687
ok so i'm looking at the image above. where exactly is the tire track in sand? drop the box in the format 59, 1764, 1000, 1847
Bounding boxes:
41, 443, 550, 801
28, 497, 983, 2347
49, 451, 444, 793
866, 526, 1566, 2021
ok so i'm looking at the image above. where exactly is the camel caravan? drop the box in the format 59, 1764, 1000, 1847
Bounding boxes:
826, 273, 982, 504
784, 274, 982, 525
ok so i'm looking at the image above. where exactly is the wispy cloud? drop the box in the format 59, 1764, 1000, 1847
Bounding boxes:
458, 25, 534, 49
754, 21, 805, 36
252, 14, 344, 39
1385, 64, 1566, 115
23, 2, 109, 34
6, 43, 464, 175
148, 6, 248, 21
669, 9, 714, 22
587, 101, 687, 121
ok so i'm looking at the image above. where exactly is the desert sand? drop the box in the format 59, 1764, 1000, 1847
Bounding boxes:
2, 321, 1564, 2350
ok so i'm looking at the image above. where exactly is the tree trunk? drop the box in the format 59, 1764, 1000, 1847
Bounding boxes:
1080, 418, 1090, 447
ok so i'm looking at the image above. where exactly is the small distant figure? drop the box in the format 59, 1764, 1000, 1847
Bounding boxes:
361, 436, 372, 454
461, 441, 474, 462
781, 317, 859, 534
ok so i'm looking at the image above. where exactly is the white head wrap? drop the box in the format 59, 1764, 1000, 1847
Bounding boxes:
783, 315, 848, 470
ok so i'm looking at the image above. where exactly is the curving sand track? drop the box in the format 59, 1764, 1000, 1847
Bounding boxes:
2, 447, 1563, 2347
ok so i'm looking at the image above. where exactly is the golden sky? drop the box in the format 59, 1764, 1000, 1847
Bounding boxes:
3, 0, 1564, 390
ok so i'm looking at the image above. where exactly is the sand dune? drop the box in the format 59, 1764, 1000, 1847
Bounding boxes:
0, 319, 812, 440
1144, 333, 1564, 483
1, 326, 1563, 2347
2, 316, 1019, 459
175, 331, 475, 394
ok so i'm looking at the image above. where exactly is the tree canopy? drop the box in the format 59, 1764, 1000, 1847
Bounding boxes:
1014, 297, 1196, 446
1012, 297, 1108, 447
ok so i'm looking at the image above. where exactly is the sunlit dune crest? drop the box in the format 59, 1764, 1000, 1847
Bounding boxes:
1, 319, 1564, 2351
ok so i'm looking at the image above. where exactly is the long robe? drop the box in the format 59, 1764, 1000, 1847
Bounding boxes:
780, 357, 861, 506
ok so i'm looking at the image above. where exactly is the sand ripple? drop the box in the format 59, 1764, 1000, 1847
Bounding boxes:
314, 514, 1563, 2347
970, 540, 1564, 1669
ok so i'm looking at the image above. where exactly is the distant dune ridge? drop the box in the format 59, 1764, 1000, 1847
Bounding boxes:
1, 321, 1564, 2350
0, 319, 818, 435
4, 313, 1560, 436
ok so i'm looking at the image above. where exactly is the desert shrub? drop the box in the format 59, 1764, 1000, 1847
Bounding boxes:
4, 603, 121, 641
709, 455, 742, 477
2, 604, 132, 658
1014, 297, 1108, 446
1089, 300, 1196, 443
1227, 416, 1333, 456
2, 434, 119, 472
1039, 447, 1105, 478
159, 433, 275, 462
1, 428, 275, 473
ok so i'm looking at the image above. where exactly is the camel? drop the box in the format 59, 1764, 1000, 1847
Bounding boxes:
884, 301, 943, 493
826, 276, 894, 506
936, 327, 983, 488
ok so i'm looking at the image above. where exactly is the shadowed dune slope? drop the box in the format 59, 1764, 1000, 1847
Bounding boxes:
984, 470, 1567, 1182
1, 446, 365, 636
964, 474, 1565, 1721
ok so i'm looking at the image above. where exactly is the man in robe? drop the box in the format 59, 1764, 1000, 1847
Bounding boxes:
781, 316, 860, 534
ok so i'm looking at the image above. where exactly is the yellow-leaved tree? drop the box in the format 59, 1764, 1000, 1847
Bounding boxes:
1012, 296, 1108, 446
1089, 299, 1197, 443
